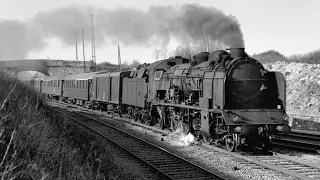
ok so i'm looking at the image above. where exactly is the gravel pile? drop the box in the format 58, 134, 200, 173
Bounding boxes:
264, 61, 320, 116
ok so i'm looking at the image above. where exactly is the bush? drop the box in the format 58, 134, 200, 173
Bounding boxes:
0, 69, 141, 179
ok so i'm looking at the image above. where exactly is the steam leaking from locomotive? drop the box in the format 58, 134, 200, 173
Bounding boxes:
0, 4, 244, 60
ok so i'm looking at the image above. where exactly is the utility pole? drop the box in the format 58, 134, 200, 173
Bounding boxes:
118, 43, 121, 72
90, 14, 96, 71
75, 29, 78, 63
82, 28, 86, 73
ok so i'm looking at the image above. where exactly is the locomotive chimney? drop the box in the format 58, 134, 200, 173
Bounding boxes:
230, 48, 247, 58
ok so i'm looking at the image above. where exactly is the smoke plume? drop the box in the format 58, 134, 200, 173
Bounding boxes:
0, 20, 45, 60
0, 4, 244, 60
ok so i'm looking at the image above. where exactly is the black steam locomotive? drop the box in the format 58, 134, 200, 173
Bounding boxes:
29, 48, 291, 152
151, 48, 290, 151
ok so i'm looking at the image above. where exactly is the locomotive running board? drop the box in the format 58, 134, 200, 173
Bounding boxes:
153, 102, 223, 113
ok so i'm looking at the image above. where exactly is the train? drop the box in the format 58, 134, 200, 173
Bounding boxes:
25, 47, 291, 152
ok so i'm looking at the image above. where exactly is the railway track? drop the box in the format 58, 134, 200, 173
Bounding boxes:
271, 129, 320, 152
203, 143, 320, 180
244, 153, 320, 180
51, 99, 320, 153
49, 101, 320, 179
50, 105, 226, 180
271, 113, 320, 152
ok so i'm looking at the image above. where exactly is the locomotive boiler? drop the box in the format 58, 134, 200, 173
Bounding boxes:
153, 48, 291, 151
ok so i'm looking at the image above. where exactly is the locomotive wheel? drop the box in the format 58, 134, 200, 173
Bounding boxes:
225, 134, 237, 152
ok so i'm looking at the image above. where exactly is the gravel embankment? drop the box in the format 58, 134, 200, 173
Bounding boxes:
92, 113, 305, 180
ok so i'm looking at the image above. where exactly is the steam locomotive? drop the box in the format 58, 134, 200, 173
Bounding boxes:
28, 47, 291, 152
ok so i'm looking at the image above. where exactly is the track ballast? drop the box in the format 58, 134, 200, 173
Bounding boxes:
50, 105, 226, 180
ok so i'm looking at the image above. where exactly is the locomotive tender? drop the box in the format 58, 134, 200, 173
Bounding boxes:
29, 47, 291, 152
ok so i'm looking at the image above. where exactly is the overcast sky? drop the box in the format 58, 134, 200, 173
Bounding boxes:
1, 0, 319, 64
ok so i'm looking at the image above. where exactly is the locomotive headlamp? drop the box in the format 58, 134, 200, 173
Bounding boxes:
277, 105, 281, 109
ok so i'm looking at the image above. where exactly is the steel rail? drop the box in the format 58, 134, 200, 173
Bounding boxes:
51, 106, 226, 180
49, 100, 320, 179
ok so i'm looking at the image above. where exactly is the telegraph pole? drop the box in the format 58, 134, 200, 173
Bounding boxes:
118, 43, 121, 72
82, 28, 86, 73
75, 29, 78, 63
90, 14, 96, 71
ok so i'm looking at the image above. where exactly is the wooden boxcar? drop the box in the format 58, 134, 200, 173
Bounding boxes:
122, 78, 147, 108
91, 71, 130, 107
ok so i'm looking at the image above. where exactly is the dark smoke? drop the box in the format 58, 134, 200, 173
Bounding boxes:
1, 4, 244, 60
0, 20, 45, 60
33, 5, 93, 45
177, 4, 244, 47
94, 4, 244, 47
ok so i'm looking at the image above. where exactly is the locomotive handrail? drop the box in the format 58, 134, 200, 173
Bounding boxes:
153, 101, 222, 113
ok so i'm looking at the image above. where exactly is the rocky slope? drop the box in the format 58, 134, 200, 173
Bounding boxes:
264, 61, 320, 115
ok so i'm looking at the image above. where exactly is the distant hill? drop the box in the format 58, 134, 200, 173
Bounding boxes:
252, 49, 320, 64
252, 50, 288, 63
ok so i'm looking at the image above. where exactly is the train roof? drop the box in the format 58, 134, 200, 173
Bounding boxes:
64, 72, 99, 80
93, 71, 131, 78
33, 76, 46, 81
42, 75, 66, 81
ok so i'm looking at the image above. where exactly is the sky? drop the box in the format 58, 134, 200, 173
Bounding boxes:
0, 0, 319, 65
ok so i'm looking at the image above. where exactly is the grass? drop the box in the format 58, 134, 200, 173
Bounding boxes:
0, 68, 144, 179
